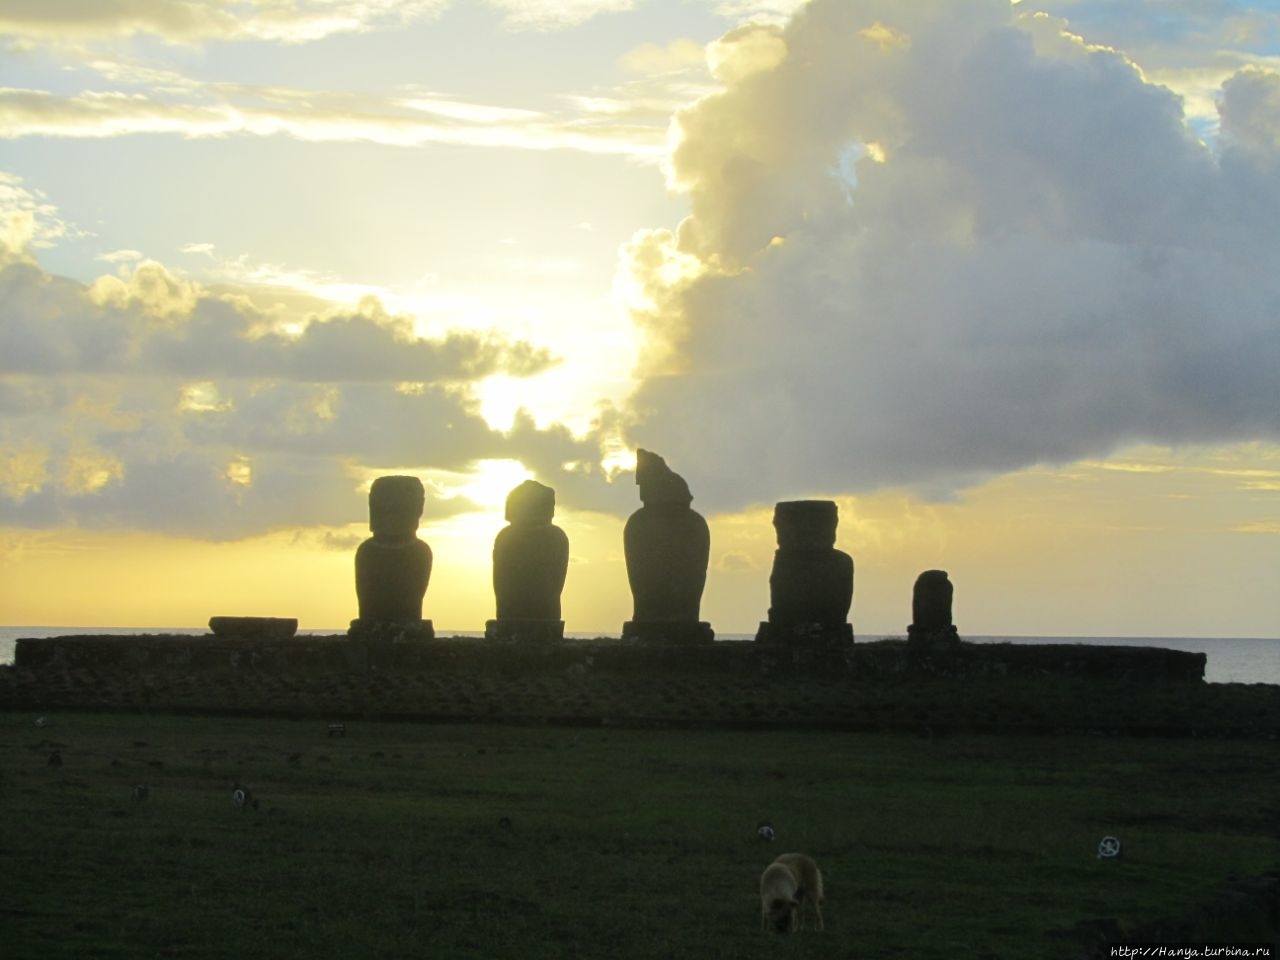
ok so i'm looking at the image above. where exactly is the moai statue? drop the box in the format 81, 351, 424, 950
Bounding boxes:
906, 570, 960, 650
485, 479, 569, 642
755, 500, 854, 646
622, 449, 713, 643
349, 475, 434, 640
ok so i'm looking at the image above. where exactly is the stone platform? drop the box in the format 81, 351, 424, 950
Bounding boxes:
8, 632, 1207, 682
9, 633, 1273, 739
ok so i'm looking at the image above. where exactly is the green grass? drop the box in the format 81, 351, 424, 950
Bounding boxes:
2, 712, 1277, 959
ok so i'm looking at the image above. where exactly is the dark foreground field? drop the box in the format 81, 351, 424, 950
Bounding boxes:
2, 713, 1277, 959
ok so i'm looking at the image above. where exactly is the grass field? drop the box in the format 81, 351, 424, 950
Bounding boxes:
2, 712, 1277, 959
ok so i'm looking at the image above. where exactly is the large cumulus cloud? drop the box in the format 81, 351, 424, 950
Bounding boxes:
621, 0, 1280, 510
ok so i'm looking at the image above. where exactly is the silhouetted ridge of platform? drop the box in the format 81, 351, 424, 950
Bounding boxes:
8, 632, 1271, 739
10, 632, 1205, 682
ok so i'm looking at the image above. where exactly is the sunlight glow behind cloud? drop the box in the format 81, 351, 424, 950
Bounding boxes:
0, 0, 1277, 636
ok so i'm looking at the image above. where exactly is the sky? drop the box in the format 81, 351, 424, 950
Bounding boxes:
0, 0, 1277, 637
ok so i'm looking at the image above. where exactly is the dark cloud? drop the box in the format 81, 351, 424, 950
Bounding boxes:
0, 253, 608, 538
1220, 67, 1280, 161
0, 379, 610, 538
0, 260, 556, 382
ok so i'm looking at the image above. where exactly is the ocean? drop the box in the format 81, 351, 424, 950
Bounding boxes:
0, 628, 1275, 686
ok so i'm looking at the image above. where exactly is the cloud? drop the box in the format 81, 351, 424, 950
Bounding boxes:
706, 23, 787, 84
1232, 520, 1280, 534
597, 39, 722, 131
0, 209, 612, 538
0, 82, 668, 159
486, 0, 635, 31
715, 549, 758, 572
0, 0, 451, 46
710, 0, 810, 26
0, 258, 554, 381
621, 39, 708, 76
292, 528, 366, 552
1220, 66, 1280, 157
619, 0, 1280, 512
0, 171, 74, 257
1027, 1, 1280, 55
1022, 2, 1280, 137
0, 372, 616, 536
96, 248, 144, 264
0, 0, 652, 45
1, 5, 718, 161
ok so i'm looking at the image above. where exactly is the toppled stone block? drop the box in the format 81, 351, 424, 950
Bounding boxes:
208, 617, 298, 639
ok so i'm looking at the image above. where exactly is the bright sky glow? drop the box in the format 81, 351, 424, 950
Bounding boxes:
1, 0, 1278, 637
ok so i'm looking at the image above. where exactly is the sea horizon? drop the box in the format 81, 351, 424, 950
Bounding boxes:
1, 627, 1275, 686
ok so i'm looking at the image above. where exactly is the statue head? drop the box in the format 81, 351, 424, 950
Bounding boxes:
773, 500, 839, 550
368, 475, 425, 540
505, 479, 556, 526
635, 448, 692, 507
914, 569, 952, 593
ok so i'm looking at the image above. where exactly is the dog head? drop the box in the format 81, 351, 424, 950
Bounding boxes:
766, 896, 799, 933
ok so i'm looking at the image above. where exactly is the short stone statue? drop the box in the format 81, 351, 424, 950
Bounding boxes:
907, 569, 960, 649
622, 449, 713, 643
350, 475, 434, 639
755, 500, 853, 646
486, 479, 569, 642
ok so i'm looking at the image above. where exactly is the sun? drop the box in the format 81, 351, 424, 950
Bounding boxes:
453, 459, 533, 510
476, 375, 526, 432
354, 459, 534, 521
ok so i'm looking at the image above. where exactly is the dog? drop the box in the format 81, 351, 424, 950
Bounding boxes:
759, 853, 824, 933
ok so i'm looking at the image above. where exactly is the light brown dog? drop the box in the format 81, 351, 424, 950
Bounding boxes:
759, 853, 824, 933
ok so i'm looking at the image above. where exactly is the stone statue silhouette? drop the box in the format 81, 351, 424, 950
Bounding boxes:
907, 569, 960, 649
350, 475, 434, 639
622, 449, 713, 643
756, 500, 853, 646
486, 479, 569, 641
